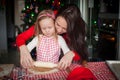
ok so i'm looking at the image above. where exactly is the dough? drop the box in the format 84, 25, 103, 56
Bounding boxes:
28, 61, 59, 74
34, 61, 58, 68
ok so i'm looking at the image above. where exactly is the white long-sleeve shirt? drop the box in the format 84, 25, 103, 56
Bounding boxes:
27, 35, 70, 55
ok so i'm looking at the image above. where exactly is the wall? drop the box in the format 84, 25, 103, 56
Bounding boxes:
117, 0, 120, 60
79, 0, 88, 24
14, 0, 24, 34
0, 9, 8, 54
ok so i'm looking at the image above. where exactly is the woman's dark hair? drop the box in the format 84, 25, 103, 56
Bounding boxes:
56, 4, 88, 62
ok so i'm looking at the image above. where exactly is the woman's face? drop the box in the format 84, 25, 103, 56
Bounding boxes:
55, 16, 67, 34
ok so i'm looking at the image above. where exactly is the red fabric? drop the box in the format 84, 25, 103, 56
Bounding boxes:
11, 64, 82, 80
67, 67, 97, 80
16, 25, 35, 47
72, 51, 81, 61
86, 62, 117, 80
62, 33, 69, 44
53, 10, 58, 15
11, 62, 116, 80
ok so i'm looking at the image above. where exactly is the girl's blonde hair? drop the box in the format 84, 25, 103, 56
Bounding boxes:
35, 9, 55, 36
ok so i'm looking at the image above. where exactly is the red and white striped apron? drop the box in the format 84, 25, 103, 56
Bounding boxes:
37, 36, 60, 63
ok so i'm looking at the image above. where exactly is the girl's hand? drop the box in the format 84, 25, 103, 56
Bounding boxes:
19, 45, 34, 68
58, 51, 74, 69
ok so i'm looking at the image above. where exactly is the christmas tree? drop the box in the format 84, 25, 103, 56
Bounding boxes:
20, 0, 64, 32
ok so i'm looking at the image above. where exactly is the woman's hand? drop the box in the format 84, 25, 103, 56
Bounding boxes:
58, 51, 75, 69
19, 45, 34, 68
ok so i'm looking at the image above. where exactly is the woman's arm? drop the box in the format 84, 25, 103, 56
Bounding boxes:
18, 36, 38, 68
16, 25, 35, 68
16, 25, 35, 47
19, 45, 34, 68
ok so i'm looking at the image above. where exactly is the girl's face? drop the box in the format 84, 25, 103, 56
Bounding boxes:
55, 16, 67, 34
39, 18, 56, 37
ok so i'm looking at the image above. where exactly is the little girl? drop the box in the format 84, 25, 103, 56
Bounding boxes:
27, 9, 70, 64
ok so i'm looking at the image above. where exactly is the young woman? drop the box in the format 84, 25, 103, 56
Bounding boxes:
16, 4, 97, 80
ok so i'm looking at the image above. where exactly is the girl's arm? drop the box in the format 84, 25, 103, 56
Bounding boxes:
58, 35, 74, 69
16, 25, 35, 47
16, 25, 35, 68
27, 36, 38, 52
58, 35, 70, 54
58, 35, 80, 61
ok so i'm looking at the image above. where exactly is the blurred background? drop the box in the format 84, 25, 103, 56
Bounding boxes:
0, 0, 120, 66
